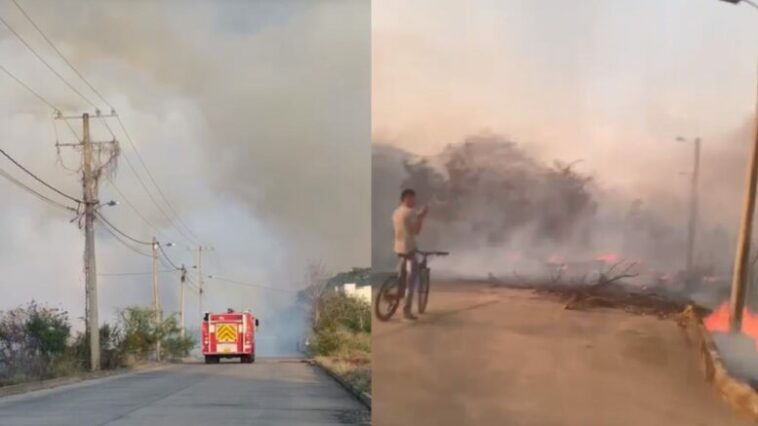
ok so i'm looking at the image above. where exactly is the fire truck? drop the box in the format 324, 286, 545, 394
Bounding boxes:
201, 309, 259, 364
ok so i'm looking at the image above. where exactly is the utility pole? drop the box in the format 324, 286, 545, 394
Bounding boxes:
195, 245, 212, 317
729, 77, 758, 332
180, 264, 187, 339
82, 113, 100, 371
198, 246, 204, 317
57, 111, 119, 371
152, 237, 161, 361
684, 138, 701, 272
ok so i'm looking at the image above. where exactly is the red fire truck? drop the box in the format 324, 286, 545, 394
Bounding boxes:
201, 309, 259, 364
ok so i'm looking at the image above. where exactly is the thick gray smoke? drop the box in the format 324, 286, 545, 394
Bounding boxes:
0, 1, 369, 357
373, 124, 753, 303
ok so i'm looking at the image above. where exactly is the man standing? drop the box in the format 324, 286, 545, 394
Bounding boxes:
393, 188, 428, 320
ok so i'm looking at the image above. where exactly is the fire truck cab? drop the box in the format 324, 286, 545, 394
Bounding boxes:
201, 309, 258, 364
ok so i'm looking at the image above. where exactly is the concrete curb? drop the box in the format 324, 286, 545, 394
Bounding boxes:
307, 359, 372, 410
682, 307, 758, 421
0, 363, 166, 399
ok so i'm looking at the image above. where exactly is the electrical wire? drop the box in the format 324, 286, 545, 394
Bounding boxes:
158, 243, 181, 270
10, 0, 114, 111
2, 3, 202, 248
104, 176, 167, 238
105, 140, 193, 245
0, 12, 98, 109
158, 256, 175, 272
0, 167, 76, 212
0, 148, 81, 203
98, 222, 152, 258
114, 117, 202, 244
185, 276, 201, 292
2, 3, 210, 255
0, 64, 59, 112
94, 210, 152, 246
207, 276, 298, 294
98, 270, 174, 277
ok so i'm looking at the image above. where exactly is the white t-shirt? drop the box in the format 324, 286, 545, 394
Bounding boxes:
393, 205, 418, 255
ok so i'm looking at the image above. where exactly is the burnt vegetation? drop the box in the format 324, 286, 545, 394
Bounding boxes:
376, 134, 734, 316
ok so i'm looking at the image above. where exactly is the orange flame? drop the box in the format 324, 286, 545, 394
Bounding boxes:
704, 302, 758, 351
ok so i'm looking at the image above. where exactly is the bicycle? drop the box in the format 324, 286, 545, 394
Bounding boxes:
374, 250, 449, 321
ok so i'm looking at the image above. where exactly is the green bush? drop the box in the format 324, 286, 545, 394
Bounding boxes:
0, 302, 73, 383
315, 293, 371, 334
310, 327, 370, 357
1, 303, 196, 386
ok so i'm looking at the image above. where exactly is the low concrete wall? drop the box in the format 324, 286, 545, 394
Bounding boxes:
682, 307, 758, 421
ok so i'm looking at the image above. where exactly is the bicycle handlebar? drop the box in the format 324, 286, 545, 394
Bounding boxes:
417, 250, 449, 256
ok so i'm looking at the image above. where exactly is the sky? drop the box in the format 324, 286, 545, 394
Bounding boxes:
373, 0, 758, 214
0, 0, 369, 350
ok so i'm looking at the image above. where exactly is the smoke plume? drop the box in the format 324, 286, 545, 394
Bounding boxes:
0, 1, 369, 356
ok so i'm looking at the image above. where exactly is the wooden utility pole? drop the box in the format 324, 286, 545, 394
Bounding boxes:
180, 264, 187, 339
82, 113, 100, 371
57, 112, 118, 371
152, 236, 161, 360
686, 138, 701, 272
730, 78, 758, 332
198, 246, 204, 317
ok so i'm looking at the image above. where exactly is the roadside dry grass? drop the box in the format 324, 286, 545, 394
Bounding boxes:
314, 331, 371, 394
315, 349, 371, 394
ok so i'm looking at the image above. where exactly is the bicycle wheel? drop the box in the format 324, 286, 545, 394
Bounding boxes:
375, 275, 403, 321
418, 267, 431, 314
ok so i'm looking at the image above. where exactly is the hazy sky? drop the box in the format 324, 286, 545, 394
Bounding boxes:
373, 0, 758, 196
0, 0, 369, 339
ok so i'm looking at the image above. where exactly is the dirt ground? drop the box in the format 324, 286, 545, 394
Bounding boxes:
372, 282, 753, 426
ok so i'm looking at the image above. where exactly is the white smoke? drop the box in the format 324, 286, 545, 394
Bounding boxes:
0, 0, 369, 357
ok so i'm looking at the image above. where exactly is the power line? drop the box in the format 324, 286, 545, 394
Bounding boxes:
98, 222, 153, 258
1, 3, 198, 247
114, 117, 202, 244
94, 210, 152, 246
0, 166, 76, 212
0, 11, 98, 109
158, 255, 175, 272
99, 270, 174, 277
96, 123, 196, 246
185, 275, 201, 292
2, 3, 209, 258
0, 148, 81, 203
0, 64, 59, 112
10, 0, 114, 111
104, 176, 167, 238
207, 276, 299, 294
158, 243, 181, 270
114, 149, 193, 245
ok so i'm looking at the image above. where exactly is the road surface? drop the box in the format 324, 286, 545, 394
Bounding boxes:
373, 281, 751, 426
0, 358, 369, 426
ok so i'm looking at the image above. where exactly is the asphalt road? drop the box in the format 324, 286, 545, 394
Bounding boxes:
0, 359, 369, 426
373, 281, 752, 426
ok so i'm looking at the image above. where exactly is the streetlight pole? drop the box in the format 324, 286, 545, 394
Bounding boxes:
677, 137, 701, 273
151, 238, 175, 360
180, 265, 187, 339
152, 237, 161, 360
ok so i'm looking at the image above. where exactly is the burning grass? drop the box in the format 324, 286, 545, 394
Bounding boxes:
486, 260, 711, 319
533, 281, 705, 319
